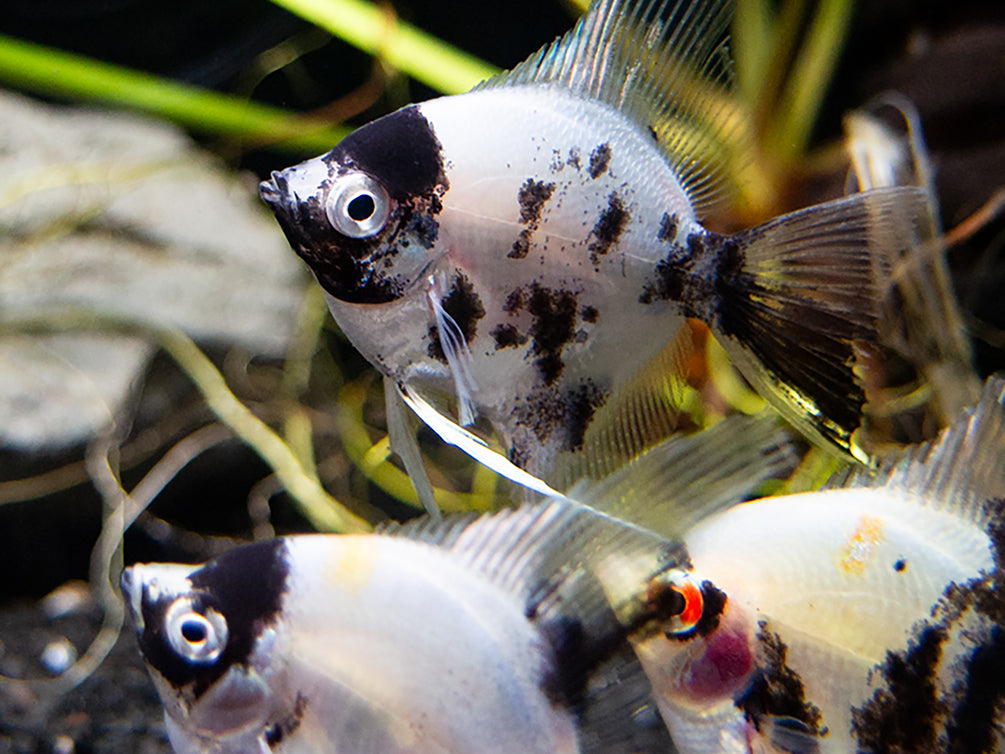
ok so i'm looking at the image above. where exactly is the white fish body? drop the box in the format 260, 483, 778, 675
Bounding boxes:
597, 377, 1005, 753
262, 0, 931, 501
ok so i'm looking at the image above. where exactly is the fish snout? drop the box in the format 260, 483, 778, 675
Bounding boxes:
259, 172, 285, 209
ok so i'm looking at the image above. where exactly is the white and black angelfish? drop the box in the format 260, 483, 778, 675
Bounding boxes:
594, 376, 1005, 753
260, 0, 929, 499
122, 413, 794, 754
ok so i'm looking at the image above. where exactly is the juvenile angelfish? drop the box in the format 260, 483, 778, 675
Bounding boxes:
597, 377, 1005, 753
261, 0, 928, 489
122, 501, 683, 754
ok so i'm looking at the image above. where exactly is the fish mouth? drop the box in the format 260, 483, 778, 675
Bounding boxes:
259, 172, 285, 209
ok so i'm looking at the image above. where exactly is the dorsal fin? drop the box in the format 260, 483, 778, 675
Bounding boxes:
380, 500, 678, 752
827, 376, 1005, 524
476, 0, 737, 215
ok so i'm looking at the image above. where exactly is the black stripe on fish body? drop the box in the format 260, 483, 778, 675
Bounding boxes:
851, 625, 949, 752
426, 272, 486, 363
945, 625, 1005, 753
738, 623, 825, 741
138, 538, 290, 698
853, 499, 1005, 754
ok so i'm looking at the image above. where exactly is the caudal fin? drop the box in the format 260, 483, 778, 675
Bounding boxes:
712, 185, 930, 461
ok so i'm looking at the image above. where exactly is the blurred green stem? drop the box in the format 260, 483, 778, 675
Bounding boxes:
0, 33, 348, 152
268, 0, 499, 94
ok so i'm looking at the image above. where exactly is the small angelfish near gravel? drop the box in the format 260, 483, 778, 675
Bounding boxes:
261, 0, 929, 505
595, 376, 1005, 754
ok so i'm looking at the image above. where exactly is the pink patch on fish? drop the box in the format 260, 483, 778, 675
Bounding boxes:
680, 615, 753, 702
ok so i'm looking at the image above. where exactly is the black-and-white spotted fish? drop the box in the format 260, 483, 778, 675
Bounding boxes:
261, 0, 928, 498
596, 376, 1005, 753
122, 414, 793, 754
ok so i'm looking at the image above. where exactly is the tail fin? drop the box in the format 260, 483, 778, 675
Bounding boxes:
712, 186, 930, 461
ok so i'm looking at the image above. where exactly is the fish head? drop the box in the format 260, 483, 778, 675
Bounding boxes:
260, 104, 449, 307
122, 539, 296, 753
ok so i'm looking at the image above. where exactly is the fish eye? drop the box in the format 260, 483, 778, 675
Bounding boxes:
650, 571, 704, 637
325, 173, 391, 238
165, 598, 228, 664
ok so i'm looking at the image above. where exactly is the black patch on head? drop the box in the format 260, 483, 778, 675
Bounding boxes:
738, 622, 824, 738
580, 305, 598, 324
588, 143, 612, 179
137, 539, 289, 698
894, 559, 907, 572
657, 212, 678, 243
334, 105, 446, 202
851, 625, 949, 751
694, 580, 728, 637
263, 105, 448, 305
588, 192, 629, 266
491, 323, 528, 351
527, 283, 580, 385
509, 179, 556, 260
426, 272, 486, 362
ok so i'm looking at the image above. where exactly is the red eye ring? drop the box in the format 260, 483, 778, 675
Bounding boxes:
674, 578, 703, 629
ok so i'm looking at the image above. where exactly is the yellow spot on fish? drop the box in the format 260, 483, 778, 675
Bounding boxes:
836, 514, 885, 575
326, 535, 379, 594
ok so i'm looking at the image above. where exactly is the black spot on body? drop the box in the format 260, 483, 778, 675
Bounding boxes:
739, 623, 824, 737
851, 625, 948, 752
588, 193, 629, 266
580, 305, 598, 324
517, 179, 555, 225
509, 179, 556, 260
527, 284, 579, 385
565, 380, 607, 451
657, 212, 678, 243
426, 273, 486, 362
510, 231, 532, 260
588, 143, 611, 179
894, 559, 907, 572
567, 148, 581, 171
491, 323, 528, 350
514, 380, 611, 453
136, 539, 290, 698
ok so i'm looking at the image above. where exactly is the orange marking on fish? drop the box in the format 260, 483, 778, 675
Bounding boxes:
836, 514, 885, 575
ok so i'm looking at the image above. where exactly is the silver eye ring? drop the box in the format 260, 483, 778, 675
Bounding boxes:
325, 173, 391, 238
165, 598, 228, 664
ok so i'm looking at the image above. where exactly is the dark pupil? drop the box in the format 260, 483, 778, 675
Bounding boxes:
347, 193, 376, 222
181, 618, 208, 643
